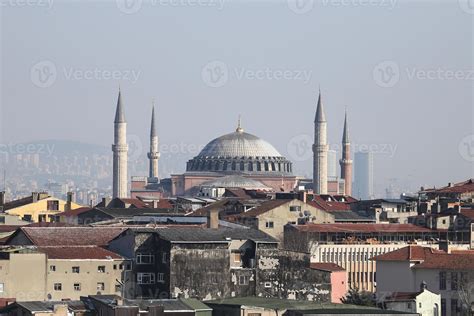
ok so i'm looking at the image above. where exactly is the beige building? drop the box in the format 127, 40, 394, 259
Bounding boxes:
0, 246, 130, 301
234, 199, 335, 240
383, 286, 441, 316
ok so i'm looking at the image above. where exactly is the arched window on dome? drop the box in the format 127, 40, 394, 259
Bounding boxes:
223, 161, 228, 171
248, 162, 253, 172
231, 162, 236, 171
270, 162, 275, 171
207, 160, 212, 170
264, 162, 269, 171
240, 161, 245, 171
256, 162, 261, 171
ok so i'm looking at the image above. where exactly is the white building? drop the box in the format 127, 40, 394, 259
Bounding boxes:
383, 284, 441, 316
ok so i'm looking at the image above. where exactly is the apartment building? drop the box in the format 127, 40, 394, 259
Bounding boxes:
0, 246, 130, 301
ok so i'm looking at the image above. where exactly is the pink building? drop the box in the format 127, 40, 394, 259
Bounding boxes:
311, 262, 347, 303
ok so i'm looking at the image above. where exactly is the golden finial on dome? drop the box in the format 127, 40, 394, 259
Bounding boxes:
236, 115, 244, 133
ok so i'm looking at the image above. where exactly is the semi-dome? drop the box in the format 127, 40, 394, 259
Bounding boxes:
186, 122, 293, 175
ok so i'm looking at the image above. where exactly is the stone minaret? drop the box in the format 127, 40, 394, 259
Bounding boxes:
312, 90, 328, 194
147, 104, 160, 181
340, 110, 353, 196
112, 89, 128, 198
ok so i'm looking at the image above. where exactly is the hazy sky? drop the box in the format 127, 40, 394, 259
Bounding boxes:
1, 0, 473, 193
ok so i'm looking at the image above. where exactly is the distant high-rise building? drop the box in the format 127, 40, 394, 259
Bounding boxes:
112, 89, 128, 198
354, 151, 374, 200
327, 150, 338, 180
312, 90, 328, 194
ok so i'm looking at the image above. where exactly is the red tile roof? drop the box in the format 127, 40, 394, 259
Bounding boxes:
384, 292, 420, 301
373, 245, 443, 261
293, 223, 438, 233
37, 246, 123, 260
10, 227, 127, 246
424, 179, 474, 194
308, 196, 351, 212
374, 245, 474, 270
0, 225, 24, 233
118, 198, 150, 208
459, 209, 474, 220
311, 262, 346, 272
57, 207, 93, 217
238, 199, 291, 218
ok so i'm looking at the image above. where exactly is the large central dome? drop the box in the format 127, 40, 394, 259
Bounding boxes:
186, 124, 293, 175
198, 131, 282, 158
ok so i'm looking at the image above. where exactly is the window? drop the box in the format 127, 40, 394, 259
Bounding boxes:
115, 284, 122, 292
47, 200, 59, 211
0, 283, 4, 293
54, 283, 62, 291
98, 266, 105, 273
38, 215, 47, 222
113, 264, 117, 270
264, 282, 272, 288
136, 253, 155, 265
157, 273, 165, 283
23, 214, 32, 222
162, 253, 168, 263
137, 273, 155, 284
73, 283, 81, 291
451, 272, 458, 290
407, 302, 412, 309
290, 206, 301, 212
50, 265, 56, 272
0, 216, 5, 224
97, 283, 105, 291
451, 299, 458, 316
419, 302, 422, 308
441, 299, 446, 316
119, 264, 123, 270
265, 221, 274, 229
239, 275, 249, 285
72, 266, 80, 273
439, 271, 446, 290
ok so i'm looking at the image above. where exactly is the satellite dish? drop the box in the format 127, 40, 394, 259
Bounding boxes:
47, 294, 52, 300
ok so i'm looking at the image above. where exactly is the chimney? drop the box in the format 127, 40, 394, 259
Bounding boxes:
152, 200, 159, 209
420, 281, 427, 292
0, 191, 5, 208
439, 240, 451, 254
66, 192, 75, 211
38, 192, 49, 200
448, 182, 453, 187
207, 208, 219, 229
102, 197, 112, 207
32, 192, 40, 203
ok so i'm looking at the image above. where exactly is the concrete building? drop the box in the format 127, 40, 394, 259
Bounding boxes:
171, 120, 297, 196
0, 246, 129, 301
112, 89, 128, 199
354, 151, 374, 200
284, 223, 458, 292
339, 111, 353, 197
374, 245, 474, 316
313, 90, 328, 195
311, 263, 348, 303
1, 192, 82, 223
382, 284, 441, 316
231, 199, 335, 240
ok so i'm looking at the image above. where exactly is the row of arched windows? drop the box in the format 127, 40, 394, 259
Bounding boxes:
187, 159, 293, 173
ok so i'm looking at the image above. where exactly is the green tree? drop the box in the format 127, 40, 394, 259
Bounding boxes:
341, 288, 376, 307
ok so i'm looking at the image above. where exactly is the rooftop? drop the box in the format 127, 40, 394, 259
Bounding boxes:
310, 263, 346, 272
292, 223, 439, 234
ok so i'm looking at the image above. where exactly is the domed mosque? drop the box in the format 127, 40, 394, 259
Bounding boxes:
170, 119, 297, 196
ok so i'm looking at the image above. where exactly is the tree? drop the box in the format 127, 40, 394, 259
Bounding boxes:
341, 288, 376, 307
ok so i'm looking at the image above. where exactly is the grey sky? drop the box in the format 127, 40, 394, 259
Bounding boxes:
1, 0, 473, 194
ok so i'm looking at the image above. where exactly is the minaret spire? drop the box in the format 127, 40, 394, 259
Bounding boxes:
313, 88, 328, 195
148, 100, 160, 181
112, 89, 128, 198
340, 108, 353, 196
